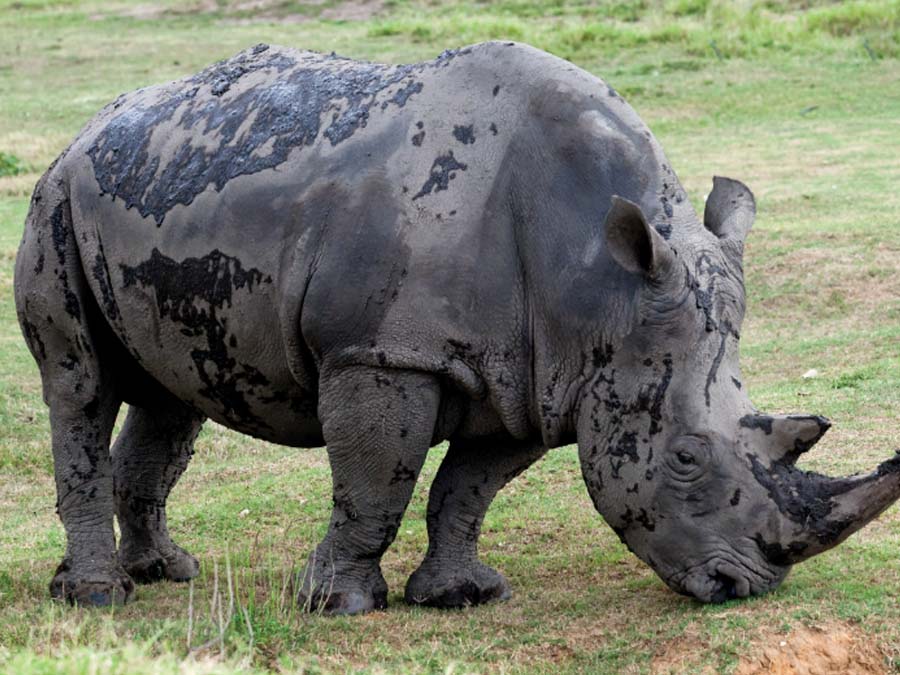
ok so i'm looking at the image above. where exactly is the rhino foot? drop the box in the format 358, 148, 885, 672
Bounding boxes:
50, 558, 135, 607
119, 544, 199, 584
405, 560, 511, 608
297, 587, 388, 615
296, 556, 389, 616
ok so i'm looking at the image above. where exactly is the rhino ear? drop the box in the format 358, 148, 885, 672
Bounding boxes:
604, 196, 674, 278
704, 176, 756, 244
740, 413, 831, 465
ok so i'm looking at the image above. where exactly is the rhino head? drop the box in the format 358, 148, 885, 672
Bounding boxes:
576, 177, 900, 602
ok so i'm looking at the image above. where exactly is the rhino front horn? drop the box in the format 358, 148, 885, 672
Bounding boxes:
752, 450, 900, 566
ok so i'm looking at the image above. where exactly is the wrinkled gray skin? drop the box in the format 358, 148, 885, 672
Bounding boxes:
14, 41, 900, 612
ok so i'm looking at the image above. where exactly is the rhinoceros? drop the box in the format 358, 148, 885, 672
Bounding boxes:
14, 41, 900, 613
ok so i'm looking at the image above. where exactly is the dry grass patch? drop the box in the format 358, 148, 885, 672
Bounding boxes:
651, 622, 717, 674
745, 235, 900, 337
0, 172, 41, 198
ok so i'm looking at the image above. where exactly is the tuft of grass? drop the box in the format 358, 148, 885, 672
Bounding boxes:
806, 0, 900, 37
0, 151, 30, 178
831, 369, 874, 390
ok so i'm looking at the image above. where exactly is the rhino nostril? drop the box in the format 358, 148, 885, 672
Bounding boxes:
709, 571, 739, 603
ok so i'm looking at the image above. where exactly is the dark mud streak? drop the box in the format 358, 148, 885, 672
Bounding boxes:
608, 430, 639, 464
631, 355, 672, 436
412, 151, 468, 200
739, 414, 773, 434
686, 252, 736, 335
120, 248, 271, 429
636, 508, 655, 531
591, 342, 614, 369
87, 47, 430, 225
34, 246, 45, 275
62, 283, 81, 321
789, 415, 832, 456
753, 534, 807, 567
703, 328, 729, 408
654, 222, 672, 240
384, 80, 424, 109
332, 491, 359, 528
748, 453, 900, 547
452, 124, 475, 145
748, 454, 839, 530
695, 251, 743, 408
91, 239, 122, 323
49, 200, 81, 321
50, 202, 68, 268
390, 461, 417, 484
21, 317, 47, 362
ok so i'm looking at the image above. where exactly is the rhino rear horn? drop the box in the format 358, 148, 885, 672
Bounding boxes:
604, 196, 675, 279
739, 413, 831, 465
704, 176, 756, 244
773, 414, 831, 463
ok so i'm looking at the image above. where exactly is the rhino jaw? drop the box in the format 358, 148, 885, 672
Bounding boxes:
750, 449, 900, 566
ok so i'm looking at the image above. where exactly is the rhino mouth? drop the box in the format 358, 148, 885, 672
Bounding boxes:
667, 552, 787, 603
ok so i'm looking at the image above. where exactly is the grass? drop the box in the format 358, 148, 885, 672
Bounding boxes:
0, 0, 899, 673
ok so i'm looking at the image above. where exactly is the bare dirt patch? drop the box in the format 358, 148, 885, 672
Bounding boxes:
102, 0, 384, 23
109, 0, 218, 20
319, 0, 383, 22
735, 622, 887, 675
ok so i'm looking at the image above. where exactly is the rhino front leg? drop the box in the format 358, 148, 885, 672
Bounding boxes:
113, 398, 205, 584
405, 437, 547, 608
298, 365, 440, 615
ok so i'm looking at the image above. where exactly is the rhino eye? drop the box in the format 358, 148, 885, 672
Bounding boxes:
676, 451, 695, 465
665, 435, 711, 481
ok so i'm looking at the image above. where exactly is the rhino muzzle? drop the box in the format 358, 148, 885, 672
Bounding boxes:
672, 555, 790, 603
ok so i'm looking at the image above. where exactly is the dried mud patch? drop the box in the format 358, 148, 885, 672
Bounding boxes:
735, 622, 886, 675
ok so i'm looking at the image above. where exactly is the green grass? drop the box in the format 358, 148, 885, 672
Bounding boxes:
1, 0, 899, 673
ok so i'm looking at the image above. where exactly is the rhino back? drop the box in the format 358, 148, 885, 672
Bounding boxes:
53, 43, 533, 442
57, 41, 688, 446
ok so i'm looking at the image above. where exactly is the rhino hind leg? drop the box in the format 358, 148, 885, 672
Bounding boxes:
45, 389, 134, 607
405, 438, 547, 608
297, 365, 440, 615
15, 187, 133, 606
113, 399, 205, 584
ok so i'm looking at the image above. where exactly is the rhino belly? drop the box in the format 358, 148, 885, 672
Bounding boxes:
71, 191, 322, 447
115, 249, 320, 446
